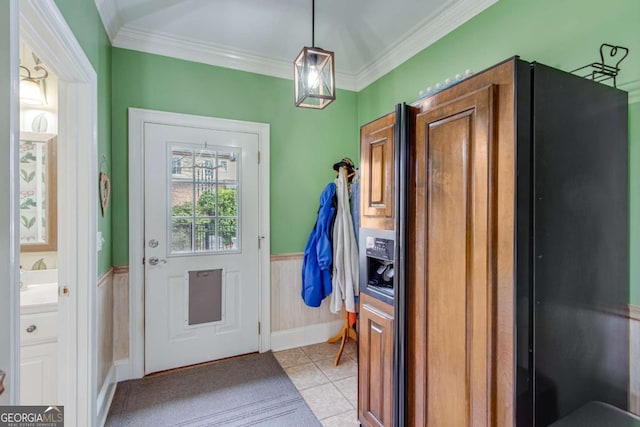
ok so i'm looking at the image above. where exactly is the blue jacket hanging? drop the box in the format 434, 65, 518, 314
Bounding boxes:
301, 182, 337, 307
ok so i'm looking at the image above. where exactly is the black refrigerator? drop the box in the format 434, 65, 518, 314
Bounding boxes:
515, 61, 629, 426
382, 58, 629, 426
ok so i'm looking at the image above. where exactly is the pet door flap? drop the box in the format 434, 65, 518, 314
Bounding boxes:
188, 269, 222, 325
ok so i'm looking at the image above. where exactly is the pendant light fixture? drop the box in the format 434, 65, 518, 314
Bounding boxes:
293, 0, 336, 109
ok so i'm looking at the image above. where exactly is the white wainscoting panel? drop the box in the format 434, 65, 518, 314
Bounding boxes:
270, 254, 342, 350
271, 253, 341, 331
113, 266, 129, 361
97, 269, 116, 426
97, 269, 113, 393
116, 256, 344, 377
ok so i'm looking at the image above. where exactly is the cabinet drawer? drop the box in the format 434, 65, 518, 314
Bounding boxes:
21, 311, 58, 345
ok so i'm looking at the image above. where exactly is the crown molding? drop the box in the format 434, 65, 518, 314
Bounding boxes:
112, 27, 359, 91
94, 0, 121, 44
354, 0, 498, 91
105, 0, 496, 92
619, 78, 640, 104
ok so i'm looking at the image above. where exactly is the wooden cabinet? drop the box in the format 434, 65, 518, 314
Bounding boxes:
358, 293, 394, 427
408, 60, 517, 427
406, 58, 629, 426
409, 82, 498, 427
360, 112, 395, 230
359, 110, 398, 426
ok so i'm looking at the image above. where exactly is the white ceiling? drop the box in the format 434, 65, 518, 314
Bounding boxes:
96, 0, 498, 91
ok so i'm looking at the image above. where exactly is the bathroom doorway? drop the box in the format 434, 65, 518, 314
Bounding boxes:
18, 41, 60, 406
8, 1, 99, 425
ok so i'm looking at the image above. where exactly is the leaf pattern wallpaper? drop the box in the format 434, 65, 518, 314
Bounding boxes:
19, 140, 48, 243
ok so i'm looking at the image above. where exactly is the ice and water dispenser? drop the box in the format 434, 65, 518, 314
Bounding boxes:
359, 228, 395, 305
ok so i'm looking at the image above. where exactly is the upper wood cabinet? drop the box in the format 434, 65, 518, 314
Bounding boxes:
360, 112, 395, 230
410, 85, 497, 427
408, 61, 517, 427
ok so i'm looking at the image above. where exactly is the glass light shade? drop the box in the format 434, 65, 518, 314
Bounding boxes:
294, 46, 336, 109
20, 78, 45, 105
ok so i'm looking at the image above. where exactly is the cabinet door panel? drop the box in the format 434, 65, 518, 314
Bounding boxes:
359, 294, 394, 427
361, 113, 395, 230
409, 85, 497, 427
20, 342, 57, 405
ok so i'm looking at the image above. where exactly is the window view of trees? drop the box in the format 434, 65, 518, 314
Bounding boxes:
172, 188, 238, 252
170, 147, 239, 253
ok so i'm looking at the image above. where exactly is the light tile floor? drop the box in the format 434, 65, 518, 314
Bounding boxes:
274, 340, 360, 426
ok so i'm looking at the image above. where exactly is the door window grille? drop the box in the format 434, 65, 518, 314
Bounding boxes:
169, 144, 240, 254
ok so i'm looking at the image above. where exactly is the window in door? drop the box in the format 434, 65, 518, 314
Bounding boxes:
169, 144, 240, 254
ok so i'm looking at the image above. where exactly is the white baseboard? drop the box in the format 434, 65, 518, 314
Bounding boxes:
97, 365, 117, 427
270, 320, 344, 352
114, 358, 134, 382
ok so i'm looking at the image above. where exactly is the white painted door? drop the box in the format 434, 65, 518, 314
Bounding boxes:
144, 123, 260, 374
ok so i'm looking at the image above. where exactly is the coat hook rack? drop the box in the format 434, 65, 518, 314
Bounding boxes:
570, 43, 629, 88
332, 157, 356, 184
327, 156, 358, 366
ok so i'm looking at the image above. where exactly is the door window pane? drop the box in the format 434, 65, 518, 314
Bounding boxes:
171, 220, 192, 253
217, 185, 237, 217
169, 144, 241, 254
218, 218, 238, 250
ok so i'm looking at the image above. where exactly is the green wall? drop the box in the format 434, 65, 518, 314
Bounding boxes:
356, 0, 640, 304
55, 0, 637, 304
631, 101, 640, 306
55, 0, 113, 275
357, 0, 640, 123
110, 49, 358, 264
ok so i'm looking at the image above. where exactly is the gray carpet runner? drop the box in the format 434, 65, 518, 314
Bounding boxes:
105, 352, 321, 427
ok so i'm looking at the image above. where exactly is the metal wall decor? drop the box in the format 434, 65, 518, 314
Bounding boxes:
99, 155, 111, 217
570, 43, 629, 88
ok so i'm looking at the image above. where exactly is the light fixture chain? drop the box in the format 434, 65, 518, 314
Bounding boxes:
311, 0, 315, 48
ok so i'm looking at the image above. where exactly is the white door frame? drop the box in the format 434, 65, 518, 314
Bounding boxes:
128, 108, 271, 379
1, 0, 21, 406
17, 1, 98, 426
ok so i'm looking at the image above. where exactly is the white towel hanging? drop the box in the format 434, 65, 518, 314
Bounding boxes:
330, 168, 359, 313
